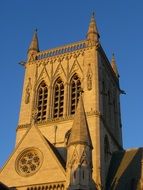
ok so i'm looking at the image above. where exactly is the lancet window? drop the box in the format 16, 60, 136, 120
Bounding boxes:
53, 78, 64, 118
70, 74, 81, 114
36, 81, 48, 122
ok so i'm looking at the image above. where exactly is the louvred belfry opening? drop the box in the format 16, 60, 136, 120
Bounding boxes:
36, 81, 48, 122
53, 78, 64, 118
70, 74, 81, 115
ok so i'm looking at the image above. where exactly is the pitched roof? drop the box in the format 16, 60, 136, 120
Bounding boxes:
43, 137, 66, 169
68, 94, 92, 148
106, 148, 143, 190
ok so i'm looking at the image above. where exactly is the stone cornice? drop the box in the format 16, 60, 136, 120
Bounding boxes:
17, 110, 101, 130
16, 181, 66, 189
25, 39, 97, 65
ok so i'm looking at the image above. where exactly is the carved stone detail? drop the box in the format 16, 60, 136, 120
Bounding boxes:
16, 148, 43, 177
86, 64, 93, 91
27, 183, 65, 190
25, 78, 32, 104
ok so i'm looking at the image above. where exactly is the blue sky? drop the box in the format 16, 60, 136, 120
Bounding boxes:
0, 0, 143, 168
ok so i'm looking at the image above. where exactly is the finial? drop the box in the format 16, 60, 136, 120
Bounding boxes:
112, 53, 116, 60
86, 11, 100, 42
92, 11, 95, 17
91, 12, 95, 22
35, 28, 38, 33
28, 28, 39, 54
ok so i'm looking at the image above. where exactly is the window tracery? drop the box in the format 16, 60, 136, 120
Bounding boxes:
53, 78, 64, 118
70, 74, 81, 114
36, 81, 48, 122
87, 64, 92, 91
16, 149, 42, 177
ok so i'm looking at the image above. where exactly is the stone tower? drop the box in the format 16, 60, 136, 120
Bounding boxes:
0, 14, 123, 190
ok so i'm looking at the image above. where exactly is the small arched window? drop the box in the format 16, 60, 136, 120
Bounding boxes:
70, 74, 81, 114
104, 135, 110, 162
36, 81, 48, 122
53, 78, 64, 118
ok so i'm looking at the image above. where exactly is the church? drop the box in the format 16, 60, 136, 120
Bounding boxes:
0, 14, 142, 190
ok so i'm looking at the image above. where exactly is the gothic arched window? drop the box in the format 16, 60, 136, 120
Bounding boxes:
53, 77, 64, 118
36, 81, 48, 122
70, 74, 81, 114
104, 135, 110, 162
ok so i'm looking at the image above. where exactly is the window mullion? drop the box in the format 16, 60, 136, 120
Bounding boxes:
36, 82, 48, 122
41, 90, 44, 120
75, 81, 78, 108
58, 85, 61, 117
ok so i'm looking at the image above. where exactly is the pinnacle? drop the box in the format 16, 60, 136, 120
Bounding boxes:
111, 53, 119, 78
68, 94, 92, 148
86, 12, 100, 42
28, 29, 39, 53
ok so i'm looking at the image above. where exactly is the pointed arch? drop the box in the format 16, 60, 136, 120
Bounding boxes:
36, 81, 48, 122
70, 73, 81, 115
53, 185, 56, 190
53, 77, 64, 118
61, 184, 64, 190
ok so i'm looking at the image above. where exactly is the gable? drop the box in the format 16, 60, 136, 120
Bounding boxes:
0, 125, 66, 188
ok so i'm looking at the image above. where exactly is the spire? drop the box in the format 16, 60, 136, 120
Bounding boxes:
28, 29, 39, 53
86, 12, 100, 42
111, 53, 120, 78
68, 92, 92, 148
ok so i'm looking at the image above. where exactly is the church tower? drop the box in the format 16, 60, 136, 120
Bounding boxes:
0, 14, 123, 190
